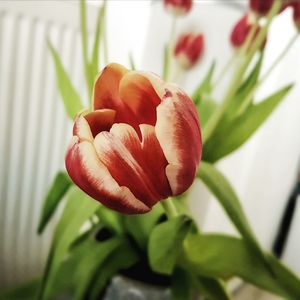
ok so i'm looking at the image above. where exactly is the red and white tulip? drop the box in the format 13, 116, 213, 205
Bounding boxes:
65, 63, 202, 214
164, 0, 193, 17
174, 33, 204, 69
230, 14, 261, 49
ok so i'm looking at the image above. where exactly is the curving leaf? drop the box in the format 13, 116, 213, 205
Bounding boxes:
148, 215, 192, 275
37, 187, 99, 300
203, 84, 293, 162
37, 171, 73, 234
48, 41, 84, 119
198, 161, 272, 276
183, 233, 300, 299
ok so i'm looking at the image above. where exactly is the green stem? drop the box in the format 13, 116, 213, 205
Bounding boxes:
161, 198, 179, 219
165, 16, 177, 81
102, 0, 108, 65
237, 32, 298, 115
213, 53, 236, 89
202, 0, 282, 143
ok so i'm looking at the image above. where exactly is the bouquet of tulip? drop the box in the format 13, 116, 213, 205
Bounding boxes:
2, 0, 300, 299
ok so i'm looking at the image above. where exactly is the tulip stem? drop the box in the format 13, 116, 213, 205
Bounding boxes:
236, 32, 299, 115
161, 198, 179, 219
165, 16, 177, 81
102, 0, 108, 65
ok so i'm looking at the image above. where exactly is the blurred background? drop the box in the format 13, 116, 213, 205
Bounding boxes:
0, 0, 300, 294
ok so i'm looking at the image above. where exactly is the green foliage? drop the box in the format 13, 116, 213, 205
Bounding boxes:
203, 84, 293, 162
183, 233, 300, 300
198, 161, 272, 274
48, 41, 84, 119
198, 97, 217, 128
37, 172, 73, 234
192, 61, 215, 104
37, 187, 99, 300
129, 52, 136, 70
163, 44, 170, 81
0, 279, 40, 300
148, 215, 192, 275
96, 205, 124, 234
123, 204, 164, 250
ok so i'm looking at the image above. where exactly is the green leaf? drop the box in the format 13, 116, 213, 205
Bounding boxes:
227, 52, 264, 118
48, 41, 84, 119
192, 61, 216, 104
90, 3, 105, 81
37, 187, 99, 300
194, 276, 231, 300
148, 215, 192, 275
203, 84, 293, 162
183, 233, 300, 299
88, 241, 139, 300
37, 172, 73, 234
0, 279, 40, 300
96, 205, 124, 234
171, 268, 194, 300
198, 97, 218, 128
123, 204, 164, 250
198, 162, 272, 275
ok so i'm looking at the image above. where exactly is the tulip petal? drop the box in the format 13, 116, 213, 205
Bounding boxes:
140, 75, 201, 195
93, 63, 139, 131
65, 136, 150, 214
73, 116, 93, 142
119, 72, 161, 126
94, 123, 171, 207
84, 109, 116, 137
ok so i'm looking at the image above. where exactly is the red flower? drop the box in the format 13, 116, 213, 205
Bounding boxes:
230, 14, 261, 49
65, 64, 202, 214
249, 0, 274, 16
290, 0, 300, 30
164, 0, 193, 17
174, 33, 204, 69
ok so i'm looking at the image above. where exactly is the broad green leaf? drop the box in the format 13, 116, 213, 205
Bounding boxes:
90, 3, 105, 80
198, 162, 271, 275
37, 172, 73, 234
171, 268, 194, 300
48, 42, 84, 119
162, 44, 170, 81
194, 276, 231, 300
183, 233, 300, 299
123, 204, 164, 250
203, 84, 293, 162
37, 187, 99, 300
96, 205, 124, 234
148, 215, 192, 275
198, 97, 218, 128
192, 61, 216, 104
88, 241, 139, 300
0, 279, 40, 300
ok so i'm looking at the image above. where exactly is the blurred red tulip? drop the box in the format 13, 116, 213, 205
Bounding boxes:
164, 0, 192, 17
290, 1, 300, 30
230, 14, 261, 49
65, 63, 202, 214
249, 0, 274, 16
174, 33, 204, 69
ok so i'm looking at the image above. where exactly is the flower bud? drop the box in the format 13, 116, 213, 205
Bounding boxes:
249, 0, 274, 16
291, 1, 300, 31
164, 0, 193, 17
174, 33, 204, 69
230, 14, 261, 49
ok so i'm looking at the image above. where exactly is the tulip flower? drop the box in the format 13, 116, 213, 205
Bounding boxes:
174, 33, 204, 69
290, 1, 300, 31
164, 0, 193, 17
249, 0, 274, 16
230, 14, 261, 49
65, 63, 202, 214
